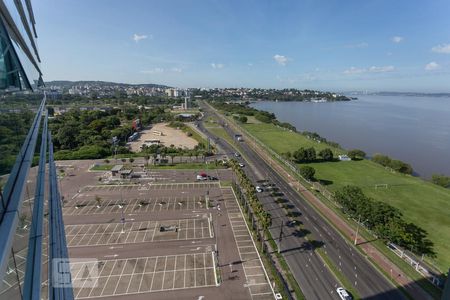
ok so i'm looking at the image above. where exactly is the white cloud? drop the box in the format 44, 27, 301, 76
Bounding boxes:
171, 67, 183, 73
273, 54, 289, 66
211, 63, 224, 69
344, 42, 368, 49
431, 44, 450, 54
140, 68, 164, 74
425, 62, 440, 71
391, 36, 404, 43
343, 67, 366, 75
133, 33, 149, 42
344, 65, 395, 75
369, 65, 395, 73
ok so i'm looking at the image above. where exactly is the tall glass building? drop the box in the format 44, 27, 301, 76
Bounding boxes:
1, 1, 72, 300
0, 0, 43, 91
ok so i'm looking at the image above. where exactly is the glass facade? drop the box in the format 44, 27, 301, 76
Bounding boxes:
0, 1, 47, 299
0, 0, 42, 91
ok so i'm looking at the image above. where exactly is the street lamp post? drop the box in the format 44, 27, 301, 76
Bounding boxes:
354, 216, 368, 245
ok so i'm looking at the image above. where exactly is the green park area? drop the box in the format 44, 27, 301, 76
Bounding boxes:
243, 122, 450, 272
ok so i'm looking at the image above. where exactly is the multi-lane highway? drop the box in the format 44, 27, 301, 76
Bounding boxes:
198, 102, 408, 300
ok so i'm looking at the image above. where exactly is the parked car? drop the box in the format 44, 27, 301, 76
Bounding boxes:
255, 186, 263, 193
196, 173, 208, 181
234, 152, 240, 157
238, 163, 245, 168
336, 287, 352, 300
208, 175, 218, 181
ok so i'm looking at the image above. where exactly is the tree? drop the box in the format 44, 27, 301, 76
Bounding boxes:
318, 148, 333, 161
431, 174, 450, 188
299, 166, 315, 181
347, 149, 366, 160
169, 153, 176, 164
129, 158, 134, 163
238, 115, 248, 123
390, 159, 413, 175
293, 147, 316, 163
372, 154, 391, 166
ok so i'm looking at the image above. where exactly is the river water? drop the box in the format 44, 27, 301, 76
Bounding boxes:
250, 95, 450, 178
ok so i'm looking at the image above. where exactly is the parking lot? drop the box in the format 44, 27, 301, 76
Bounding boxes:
72, 253, 217, 299
81, 182, 220, 193
64, 196, 206, 216
222, 188, 275, 300
53, 161, 274, 299
66, 217, 213, 247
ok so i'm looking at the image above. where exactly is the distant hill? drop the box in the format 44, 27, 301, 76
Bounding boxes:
373, 91, 450, 97
45, 80, 170, 89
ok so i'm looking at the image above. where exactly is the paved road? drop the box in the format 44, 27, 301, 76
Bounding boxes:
198, 103, 408, 300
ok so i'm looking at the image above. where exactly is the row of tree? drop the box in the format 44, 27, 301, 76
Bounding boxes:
230, 159, 272, 240
334, 186, 435, 256
0, 110, 36, 175
431, 174, 450, 188
283, 147, 334, 163
372, 154, 413, 175
50, 105, 175, 160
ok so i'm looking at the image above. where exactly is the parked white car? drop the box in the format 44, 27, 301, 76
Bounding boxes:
255, 186, 263, 193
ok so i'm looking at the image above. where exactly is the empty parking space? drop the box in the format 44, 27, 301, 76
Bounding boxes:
224, 188, 275, 300
66, 217, 213, 247
64, 196, 207, 216
72, 252, 217, 299
81, 182, 220, 193
1, 237, 48, 296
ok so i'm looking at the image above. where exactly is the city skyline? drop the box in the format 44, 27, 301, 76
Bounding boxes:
35, 0, 450, 92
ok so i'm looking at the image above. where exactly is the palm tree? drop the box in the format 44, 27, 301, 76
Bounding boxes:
260, 211, 272, 251
169, 153, 176, 165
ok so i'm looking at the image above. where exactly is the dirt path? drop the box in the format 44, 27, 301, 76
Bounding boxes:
129, 123, 198, 152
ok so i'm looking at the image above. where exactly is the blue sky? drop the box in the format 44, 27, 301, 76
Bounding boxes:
35, 0, 450, 91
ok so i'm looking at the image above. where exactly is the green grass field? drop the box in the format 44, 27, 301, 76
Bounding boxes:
243, 122, 450, 272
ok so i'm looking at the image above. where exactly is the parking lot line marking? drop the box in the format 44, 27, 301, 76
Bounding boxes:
137, 257, 148, 293
160, 256, 168, 291
172, 254, 177, 289
203, 253, 207, 285
149, 257, 159, 291
99, 260, 117, 296
193, 254, 196, 287
252, 292, 273, 296
126, 257, 139, 294
183, 254, 187, 288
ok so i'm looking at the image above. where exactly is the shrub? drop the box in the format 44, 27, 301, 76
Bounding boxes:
299, 166, 315, 181
318, 148, 333, 161
431, 174, 450, 188
347, 149, 366, 160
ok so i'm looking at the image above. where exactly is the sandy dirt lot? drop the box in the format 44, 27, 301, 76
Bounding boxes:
129, 123, 198, 152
